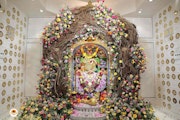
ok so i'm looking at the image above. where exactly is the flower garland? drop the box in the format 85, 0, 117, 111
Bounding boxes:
120, 74, 140, 100
38, 58, 59, 97
130, 44, 146, 73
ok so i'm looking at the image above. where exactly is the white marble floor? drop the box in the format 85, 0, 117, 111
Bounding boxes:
145, 98, 180, 120
154, 108, 178, 120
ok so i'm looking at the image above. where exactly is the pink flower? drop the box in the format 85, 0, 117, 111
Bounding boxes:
128, 113, 132, 117
39, 110, 44, 115
141, 108, 145, 112
112, 15, 118, 19
92, 81, 95, 84
109, 8, 112, 12
61, 116, 64, 120
126, 108, 130, 112
26, 107, 30, 111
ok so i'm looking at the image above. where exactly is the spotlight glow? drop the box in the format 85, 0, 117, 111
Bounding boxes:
40, 9, 44, 13
138, 10, 142, 14
9, 108, 18, 117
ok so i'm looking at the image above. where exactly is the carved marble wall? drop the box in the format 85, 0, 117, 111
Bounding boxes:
153, 1, 180, 118
0, 1, 27, 119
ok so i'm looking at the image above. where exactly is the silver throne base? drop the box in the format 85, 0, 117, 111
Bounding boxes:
70, 103, 106, 120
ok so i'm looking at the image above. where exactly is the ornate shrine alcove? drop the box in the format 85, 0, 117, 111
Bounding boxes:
70, 37, 111, 96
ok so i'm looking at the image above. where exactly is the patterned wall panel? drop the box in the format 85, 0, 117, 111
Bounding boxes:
0, 1, 27, 119
153, 1, 180, 118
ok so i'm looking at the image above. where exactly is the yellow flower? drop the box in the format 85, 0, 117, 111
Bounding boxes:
131, 60, 135, 64
117, 109, 121, 113
112, 112, 116, 116
30, 109, 35, 113
101, 109, 105, 113
121, 112, 126, 116
119, 60, 123, 63
64, 56, 68, 59
140, 47, 144, 50
68, 110, 73, 114
124, 33, 128, 38
57, 35, 60, 38
47, 114, 51, 117
114, 72, 117, 76
112, 46, 116, 48
106, 116, 109, 119
21, 106, 25, 110
120, 32, 124, 36
56, 17, 61, 22
37, 116, 42, 120
106, 111, 110, 114
31, 102, 34, 105
135, 110, 138, 113
55, 26, 59, 30
121, 23, 125, 27
133, 114, 137, 118
68, 15, 71, 19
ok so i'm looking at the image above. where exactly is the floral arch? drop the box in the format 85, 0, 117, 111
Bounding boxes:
19, 1, 157, 120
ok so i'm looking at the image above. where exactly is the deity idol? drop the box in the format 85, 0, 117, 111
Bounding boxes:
75, 44, 107, 94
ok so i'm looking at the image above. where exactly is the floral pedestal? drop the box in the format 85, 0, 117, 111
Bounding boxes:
70, 103, 106, 120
